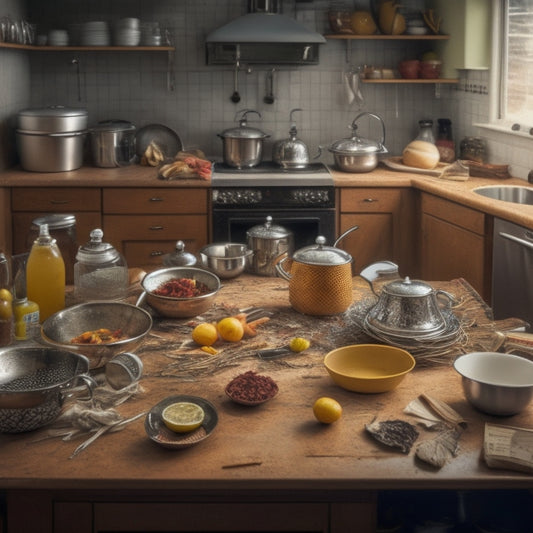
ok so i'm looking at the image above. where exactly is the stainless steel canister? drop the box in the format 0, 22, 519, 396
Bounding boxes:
16, 106, 88, 172
89, 120, 137, 167
246, 216, 293, 276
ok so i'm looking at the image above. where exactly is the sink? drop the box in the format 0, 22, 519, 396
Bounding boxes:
473, 185, 533, 206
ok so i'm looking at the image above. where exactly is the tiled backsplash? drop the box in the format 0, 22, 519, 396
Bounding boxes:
1, 0, 530, 178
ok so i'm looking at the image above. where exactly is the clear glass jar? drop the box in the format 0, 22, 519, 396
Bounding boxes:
416, 119, 435, 143
74, 228, 128, 302
436, 118, 455, 163
460, 136, 487, 163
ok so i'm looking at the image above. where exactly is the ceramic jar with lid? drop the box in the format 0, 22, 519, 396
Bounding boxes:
74, 228, 129, 302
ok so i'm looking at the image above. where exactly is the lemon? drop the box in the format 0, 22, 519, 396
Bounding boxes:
0, 288, 12, 303
0, 299, 12, 321
217, 317, 244, 342
313, 397, 342, 424
192, 322, 218, 346
289, 337, 311, 353
162, 402, 205, 433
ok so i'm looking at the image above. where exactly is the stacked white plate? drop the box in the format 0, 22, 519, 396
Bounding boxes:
48, 29, 69, 46
140, 22, 162, 46
114, 18, 141, 46
80, 21, 110, 46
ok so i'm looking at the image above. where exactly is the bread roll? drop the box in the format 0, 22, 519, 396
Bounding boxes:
402, 140, 440, 169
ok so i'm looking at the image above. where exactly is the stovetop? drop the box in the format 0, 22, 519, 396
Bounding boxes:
212, 161, 333, 187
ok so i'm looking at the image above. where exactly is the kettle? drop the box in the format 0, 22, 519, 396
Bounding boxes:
272, 108, 320, 169
276, 226, 358, 315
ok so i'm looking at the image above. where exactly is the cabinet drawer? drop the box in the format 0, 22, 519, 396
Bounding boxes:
340, 188, 402, 212
103, 188, 208, 214
11, 188, 101, 212
421, 193, 485, 235
123, 241, 192, 267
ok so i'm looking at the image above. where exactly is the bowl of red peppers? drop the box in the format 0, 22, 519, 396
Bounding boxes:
137, 267, 221, 318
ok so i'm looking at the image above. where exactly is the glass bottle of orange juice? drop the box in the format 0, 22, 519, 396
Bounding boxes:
27, 223, 65, 322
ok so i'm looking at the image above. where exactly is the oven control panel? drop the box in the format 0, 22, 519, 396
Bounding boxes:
212, 187, 335, 208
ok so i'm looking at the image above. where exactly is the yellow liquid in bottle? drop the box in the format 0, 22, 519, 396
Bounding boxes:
27, 241, 65, 322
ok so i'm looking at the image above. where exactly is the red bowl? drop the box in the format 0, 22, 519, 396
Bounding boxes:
398, 60, 420, 79
420, 60, 442, 79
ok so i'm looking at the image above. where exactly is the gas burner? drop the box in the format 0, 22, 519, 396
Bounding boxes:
212, 161, 333, 187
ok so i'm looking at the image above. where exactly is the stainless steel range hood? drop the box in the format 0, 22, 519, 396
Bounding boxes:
206, 4, 326, 65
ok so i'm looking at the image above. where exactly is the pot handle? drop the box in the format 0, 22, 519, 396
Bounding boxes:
351, 112, 386, 149
334, 225, 358, 248
62, 374, 97, 403
275, 255, 292, 281
359, 261, 399, 296
135, 291, 147, 308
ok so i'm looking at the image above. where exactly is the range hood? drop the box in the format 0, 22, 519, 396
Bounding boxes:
206, 4, 326, 65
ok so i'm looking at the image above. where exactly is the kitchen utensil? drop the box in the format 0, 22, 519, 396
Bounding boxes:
218, 109, 270, 169
137, 266, 220, 318
272, 108, 320, 169
163, 240, 198, 267
89, 120, 137, 167
105, 352, 143, 390
361, 262, 455, 336
246, 216, 293, 277
263, 68, 275, 104
145, 395, 218, 449
327, 112, 387, 173
275, 226, 358, 315
16, 105, 88, 172
73, 228, 129, 302
41, 302, 153, 369
198, 242, 252, 279
231, 55, 241, 103
135, 123, 182, 159
324, 344, 415, 393
0, 346, 96, 433
454, 352, 533, 416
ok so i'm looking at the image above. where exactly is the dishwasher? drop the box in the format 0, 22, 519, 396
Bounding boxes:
492, 218, 533, 331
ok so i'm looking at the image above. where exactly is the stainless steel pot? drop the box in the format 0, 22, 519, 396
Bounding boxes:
89, 120, 137, 167
218, 109, 269, 168
246, 216, 293, 276
16, 105, 88, 172
328, 112, 387, 173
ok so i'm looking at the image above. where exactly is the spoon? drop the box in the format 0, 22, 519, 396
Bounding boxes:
231, 60, 241, 103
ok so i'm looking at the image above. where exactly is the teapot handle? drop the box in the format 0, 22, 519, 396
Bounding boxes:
359, 261, 399, 296
275, 255, 292, 281
435, 290, 456, 309
334, 225, 358, 248
351, 112, 386, 150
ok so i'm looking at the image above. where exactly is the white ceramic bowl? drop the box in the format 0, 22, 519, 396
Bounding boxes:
454, 352, 533, 416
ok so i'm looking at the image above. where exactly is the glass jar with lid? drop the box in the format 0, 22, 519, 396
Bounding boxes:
74, 228, 129, 302
416, 119, 435, 143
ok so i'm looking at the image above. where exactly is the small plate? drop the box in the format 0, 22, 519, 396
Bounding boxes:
145, 395, 218, 449
383, 156, 448, 177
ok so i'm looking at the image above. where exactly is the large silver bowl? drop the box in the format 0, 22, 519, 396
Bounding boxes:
138, 267, 220, 318
454, 352, 533, 416
0, 346, 95, 433
41, 302, 153, 369
199, 242, 252, 279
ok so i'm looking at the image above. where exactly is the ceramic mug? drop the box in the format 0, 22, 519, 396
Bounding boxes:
399, 60, 420, 79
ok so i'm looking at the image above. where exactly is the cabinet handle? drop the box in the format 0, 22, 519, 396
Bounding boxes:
149, 225, 164, 231
50, 199, 70, 205
149, 197, 164, 202
150, 251, 164, 257
363, 198, 377, 203
499, 231, 533, 251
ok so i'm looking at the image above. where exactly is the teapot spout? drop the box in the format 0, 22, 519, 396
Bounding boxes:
359, 261, 399, 296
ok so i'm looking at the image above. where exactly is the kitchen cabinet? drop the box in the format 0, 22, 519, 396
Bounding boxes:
338, 187, 417, 276
420, 193, 491, 301
102, 188, 209, 267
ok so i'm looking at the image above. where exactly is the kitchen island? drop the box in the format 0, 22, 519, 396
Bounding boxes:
0, 274, 532, 533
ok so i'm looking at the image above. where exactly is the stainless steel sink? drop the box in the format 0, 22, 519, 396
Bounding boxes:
473, 185, 533, 206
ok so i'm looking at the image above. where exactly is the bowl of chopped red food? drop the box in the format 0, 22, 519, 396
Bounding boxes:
137, 267, 221, 318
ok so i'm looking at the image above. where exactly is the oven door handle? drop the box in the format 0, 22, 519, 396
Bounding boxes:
499, 231, 533, 251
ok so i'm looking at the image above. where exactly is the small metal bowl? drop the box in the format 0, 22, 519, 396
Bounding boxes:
137, 267, 220, 318
454, 352, 533, 416
199, 242, 252, 279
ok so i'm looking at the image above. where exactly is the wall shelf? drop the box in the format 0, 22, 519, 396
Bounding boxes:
0, 42, 174, 51
363, 78, 458, 84
324, 34, 450, 40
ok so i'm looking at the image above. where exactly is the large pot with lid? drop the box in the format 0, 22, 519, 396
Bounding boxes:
276, 226, 358, 315
218, 109, 270, 168
328, 112, 387, 173
246, 216, 293, 277
16, 105, 88, 172
89, 120, 137, 167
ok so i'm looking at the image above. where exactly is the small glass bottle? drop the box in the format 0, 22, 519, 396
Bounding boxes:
436, 118, 455, 163
26, 223, 66, 322
13, 298, 40, 340
416, 119, 435, 143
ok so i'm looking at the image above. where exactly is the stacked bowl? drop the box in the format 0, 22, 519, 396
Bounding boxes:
114, 18, 141, 47
80, 21, 110, 46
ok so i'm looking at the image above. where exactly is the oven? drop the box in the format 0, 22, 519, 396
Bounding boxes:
211, 162, 336, 250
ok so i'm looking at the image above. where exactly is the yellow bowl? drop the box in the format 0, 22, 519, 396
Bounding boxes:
324, 344, 415, 393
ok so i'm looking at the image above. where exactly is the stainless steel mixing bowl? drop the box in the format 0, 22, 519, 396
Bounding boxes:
199, 243, 252, 279
0, 346, 95, 433
41, 301, 153, 369
137, 267, 220, 318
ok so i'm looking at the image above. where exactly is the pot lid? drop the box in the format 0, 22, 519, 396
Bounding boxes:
329, 130, 382, 155
163, 240, 197, 267
76, 228, 122, 265
383, 277, 433, 297
32, 213, 76, 230
292, 236, 352, 266
90, 120, 136, 133
18, 105, 88, 119
247, 216, 292, 239
219, 110, 269, 139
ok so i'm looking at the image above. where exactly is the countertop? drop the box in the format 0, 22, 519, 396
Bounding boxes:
1, 163, 532, 230
0, 275, 531, 493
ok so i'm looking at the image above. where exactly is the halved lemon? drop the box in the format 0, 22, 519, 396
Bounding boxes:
162, 402, 205, 433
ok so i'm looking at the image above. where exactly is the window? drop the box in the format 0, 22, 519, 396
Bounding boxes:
495, 0, 533, 130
